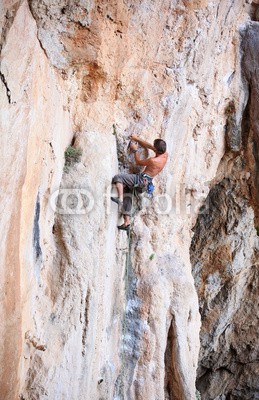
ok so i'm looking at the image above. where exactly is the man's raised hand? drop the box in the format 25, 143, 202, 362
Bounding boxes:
130, 142, 138, 151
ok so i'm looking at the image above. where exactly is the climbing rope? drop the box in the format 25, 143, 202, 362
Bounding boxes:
120, 184, 137, 399
119, 177, 152, 398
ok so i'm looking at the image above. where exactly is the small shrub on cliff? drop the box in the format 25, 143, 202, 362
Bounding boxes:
64, 146, 82, 172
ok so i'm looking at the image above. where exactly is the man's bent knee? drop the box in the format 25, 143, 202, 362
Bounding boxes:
112, 174, 123, 185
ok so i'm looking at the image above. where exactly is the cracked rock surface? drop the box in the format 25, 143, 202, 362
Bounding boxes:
190, 21, 259, 399
0, 1, 256, 400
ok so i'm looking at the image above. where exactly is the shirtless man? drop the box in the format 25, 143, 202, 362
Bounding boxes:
111, 134, 168, 231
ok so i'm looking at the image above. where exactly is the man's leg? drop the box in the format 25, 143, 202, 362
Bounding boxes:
121, 188, 133, 227
111, 173, 136, 214
115, 182, 123, 202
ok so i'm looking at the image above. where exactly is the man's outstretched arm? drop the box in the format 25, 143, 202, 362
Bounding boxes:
129, 134, 156, 152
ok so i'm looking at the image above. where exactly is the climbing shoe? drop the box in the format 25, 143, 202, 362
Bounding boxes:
111, 197, 123, 213
117, 224, 130, 231
111, 196, 122, 205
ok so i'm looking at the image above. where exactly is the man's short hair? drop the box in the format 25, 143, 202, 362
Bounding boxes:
154, 139, 166, 154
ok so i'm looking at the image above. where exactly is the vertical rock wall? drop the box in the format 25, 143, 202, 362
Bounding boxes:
0, 1, 254, 399
0, 2, 72, 399
191, 18, 259, 400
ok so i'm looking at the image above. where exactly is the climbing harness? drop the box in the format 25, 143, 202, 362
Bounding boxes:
133, 172, 155, 196
142, 173, 155, 196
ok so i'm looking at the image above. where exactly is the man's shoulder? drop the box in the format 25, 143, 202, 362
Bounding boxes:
162, 152, 168, 167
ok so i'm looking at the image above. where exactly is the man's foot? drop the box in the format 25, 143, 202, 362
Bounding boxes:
111, 196, 122, 205
117, 223, 130, 231
111, 197, 123, 213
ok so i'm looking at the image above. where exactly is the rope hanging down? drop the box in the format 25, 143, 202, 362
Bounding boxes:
120, 184, 137, 398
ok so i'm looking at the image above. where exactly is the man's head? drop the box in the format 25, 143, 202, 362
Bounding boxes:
153, 139, 167, 154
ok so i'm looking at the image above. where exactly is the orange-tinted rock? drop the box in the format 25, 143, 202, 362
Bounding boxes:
0, 1, 254, 400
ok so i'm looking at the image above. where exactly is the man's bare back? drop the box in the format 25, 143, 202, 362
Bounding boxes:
143, 152, 168, 177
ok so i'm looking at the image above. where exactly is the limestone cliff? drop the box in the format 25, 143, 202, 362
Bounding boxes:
0, 1, 256, 400
191, 18, 259, 400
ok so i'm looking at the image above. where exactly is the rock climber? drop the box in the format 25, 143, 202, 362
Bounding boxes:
111, 134, 168, 231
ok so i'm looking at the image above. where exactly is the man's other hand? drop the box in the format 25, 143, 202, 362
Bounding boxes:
130, 142, 138, 151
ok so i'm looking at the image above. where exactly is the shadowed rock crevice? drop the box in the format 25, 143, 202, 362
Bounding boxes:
33, 193, 42, 260
81, 288, 90, 356
164, 317, 183, 400
50, 218, 73, 302
0, 70, 12, 103
249, 1, 259, 21
242, 23, 259, 224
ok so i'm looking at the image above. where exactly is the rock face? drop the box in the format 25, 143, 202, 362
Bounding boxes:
0, 1, 256, 400
191, 162, 259, 399
191, 21, 259, 400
